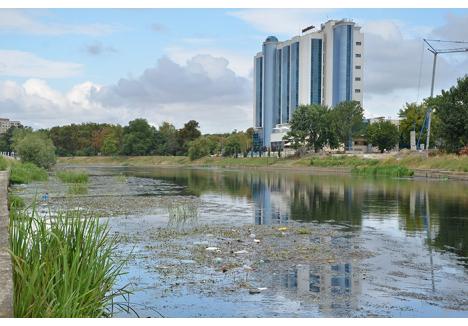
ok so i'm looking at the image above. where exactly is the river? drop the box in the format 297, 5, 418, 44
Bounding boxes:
12, 166, 468, 317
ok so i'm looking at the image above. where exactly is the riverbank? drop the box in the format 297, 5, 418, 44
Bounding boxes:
57, 153, 468, 180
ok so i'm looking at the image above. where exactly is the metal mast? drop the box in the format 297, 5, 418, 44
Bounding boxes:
422, 39, 468, 152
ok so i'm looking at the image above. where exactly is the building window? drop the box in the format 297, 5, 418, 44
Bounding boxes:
356, 41, 362, 46
355, 65, 361, 69
355, 77, 361, 81
355, 89, 361, 93
355, 53, 361, 58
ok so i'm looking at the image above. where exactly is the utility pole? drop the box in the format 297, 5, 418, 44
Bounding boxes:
422, 39, 468, 154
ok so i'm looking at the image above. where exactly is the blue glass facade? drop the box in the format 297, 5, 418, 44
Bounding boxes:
275, 49, 282, 125
310, 38, 322, 104
255, 56, 263, 127
281, 45, 290, 124
290, 42, 299, 119
262, 39, 277, 147
332, 24, 353, 106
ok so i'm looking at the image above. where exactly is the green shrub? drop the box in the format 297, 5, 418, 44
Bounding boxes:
352, 165, 414, 177
57, 170, 89, 183
9, 162, 48, 184
14, 132, 56, 169
67, 183, 88, 195
9, 206, 128, 317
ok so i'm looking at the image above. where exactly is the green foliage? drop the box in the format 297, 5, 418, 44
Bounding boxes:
310, 155, 379, 167
330, 101, 364, 148
0, 125, 25, 152
398, 102, 440, 148
188, 136, 215, 160
8, 194, 25, 209
352, 165, 414, 177
67, 183, 89, 195
154, 122, 179, 156
10, 162, 48, 184
122, 119, 156, 156
366, 120, 399, 153
223, 132, 251, 157
176, 120, 202, 155
9, 206, 127, 317
57, 170, 89, 183
428, 75, 468, 153
13, 132, 56, 169
284, 104, 339, 153
0, 156, 8, 171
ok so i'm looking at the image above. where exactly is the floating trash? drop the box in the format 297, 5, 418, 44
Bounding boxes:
205, 247, 219, 251
234, 250, 248, 254
254, 239, 260, 243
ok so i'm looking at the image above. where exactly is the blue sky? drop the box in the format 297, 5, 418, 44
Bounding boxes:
1, 8, 468, 132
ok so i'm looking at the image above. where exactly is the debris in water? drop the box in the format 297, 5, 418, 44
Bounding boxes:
234, 250, 248, 254
254, 239, 260, 243
205, 247, 219, 251
249, 233, 256, 239
249, 288, 261, 295
277, 227, 288, 231
214, 257, 223, 264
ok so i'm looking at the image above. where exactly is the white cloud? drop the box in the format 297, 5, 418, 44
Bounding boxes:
228, 9, 335, 36
0, 50, 83, 78
0, 54, 253, 133
0, 9, 116, 36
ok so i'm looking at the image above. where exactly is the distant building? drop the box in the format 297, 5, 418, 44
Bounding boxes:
253, 19, 364, 150
0, 118, 21, 134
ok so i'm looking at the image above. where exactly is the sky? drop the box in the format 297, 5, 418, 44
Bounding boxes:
0, 8, 468, 132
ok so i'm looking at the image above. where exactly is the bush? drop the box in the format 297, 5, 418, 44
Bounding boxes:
367, 120, 399, 153
14, 133, 56, 169
352, 165, 414, 177
8, 194, 25, 209
9, 206, 128, 317
9, 162, 48, 184
57, 170, 89, 183
0, 156, 8, 171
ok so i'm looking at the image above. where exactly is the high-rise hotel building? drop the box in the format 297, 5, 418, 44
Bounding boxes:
253, 19, 364, 149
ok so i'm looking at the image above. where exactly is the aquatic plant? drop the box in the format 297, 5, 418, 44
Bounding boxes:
67, 183, 89, 195
57, 170, 89, 183
167, 200, 199, 229
352, 165, 414, 177
7, 194, 25, 209
0, 156, 8, 171
9, 205, 129, 317
9, 162, 48, 184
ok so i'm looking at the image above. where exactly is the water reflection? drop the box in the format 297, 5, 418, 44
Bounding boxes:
105, 167, 468, 263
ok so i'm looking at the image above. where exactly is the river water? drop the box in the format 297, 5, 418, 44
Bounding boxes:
12, 166, 468, 317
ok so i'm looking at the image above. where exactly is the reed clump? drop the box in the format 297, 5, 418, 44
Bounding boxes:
9, 205, 127, 317
9, 162, 48, 184
57, 170, 89, 183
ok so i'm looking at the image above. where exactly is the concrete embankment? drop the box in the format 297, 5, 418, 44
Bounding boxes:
0, 171, 13, 317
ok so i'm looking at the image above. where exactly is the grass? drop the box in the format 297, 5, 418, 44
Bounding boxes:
56, 170, 89, 183
0, 156, 8, 171
352, 165, 414, 177
167, 200, 199, 229
67, 183, 89, 195
9, 205, 128, 317
7, 194, 25, 209
9, 162, 48, 184
57, 153, 468, 173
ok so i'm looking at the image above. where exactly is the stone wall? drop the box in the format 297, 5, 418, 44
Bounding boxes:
0, 171, 13, 317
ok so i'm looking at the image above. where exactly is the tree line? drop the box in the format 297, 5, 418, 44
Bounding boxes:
1, 75, 466, 169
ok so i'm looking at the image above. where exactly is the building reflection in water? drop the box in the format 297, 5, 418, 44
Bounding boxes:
279, 261, 361, 314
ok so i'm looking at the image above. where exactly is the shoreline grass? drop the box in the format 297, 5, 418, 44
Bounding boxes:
57, 170, 89, 183
9, 161, 48, 184
56, 153, 468, 173
9, 205, 128, 317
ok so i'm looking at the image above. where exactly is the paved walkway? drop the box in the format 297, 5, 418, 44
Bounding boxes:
0, 171, 13, 317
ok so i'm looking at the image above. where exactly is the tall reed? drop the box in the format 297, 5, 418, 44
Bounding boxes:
57, 170, 89, 183
9, 205, 128, 317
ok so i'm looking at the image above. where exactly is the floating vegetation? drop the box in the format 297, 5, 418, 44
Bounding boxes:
9, 204, 129, 317
57, 170, 89, 183
352, 165, 414, 177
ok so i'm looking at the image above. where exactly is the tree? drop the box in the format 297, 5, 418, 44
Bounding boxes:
366, 120, 399, 153
283, 104, 338, 153
122, 119, 156, 156
176, 120, 201, 155
0, 124, 24, 153
13, 132, 56, 169
427, 75, 468, 153
188, 137, 215, 160
224, 133, 242, 157
330, 101, 364, 149
101, 126, 123, 156
398, 102, 440, 149
155, 122, 178, 155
